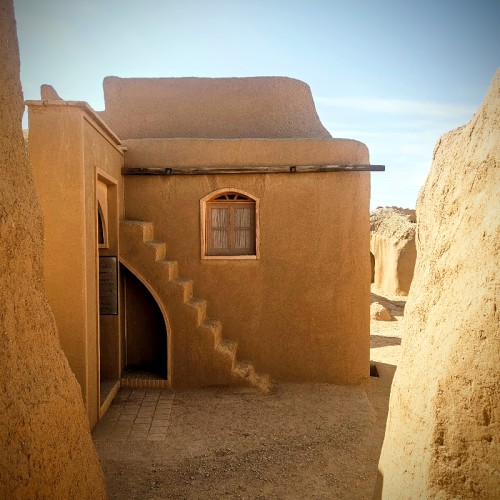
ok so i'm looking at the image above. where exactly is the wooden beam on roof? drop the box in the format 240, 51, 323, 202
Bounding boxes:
122, 164, 385, 175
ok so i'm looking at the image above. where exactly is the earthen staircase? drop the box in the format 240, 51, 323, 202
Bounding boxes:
119, 220, 270, 392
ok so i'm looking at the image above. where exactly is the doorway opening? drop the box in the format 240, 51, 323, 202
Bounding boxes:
121, 265, 168, 380
97, 175, 120, 410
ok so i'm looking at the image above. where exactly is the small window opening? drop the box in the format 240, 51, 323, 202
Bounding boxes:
205, 191, 256, 257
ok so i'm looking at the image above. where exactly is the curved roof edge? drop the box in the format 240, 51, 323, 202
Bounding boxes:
122, 137, 369, 168
100, 76, 332, 140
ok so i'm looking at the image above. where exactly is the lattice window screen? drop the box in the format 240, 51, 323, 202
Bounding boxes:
206, 193, 256, 256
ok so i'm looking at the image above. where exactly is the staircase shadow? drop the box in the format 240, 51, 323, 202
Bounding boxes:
370, 335, 402, 348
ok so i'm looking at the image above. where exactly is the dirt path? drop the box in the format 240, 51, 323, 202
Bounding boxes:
94, 288, 405, 499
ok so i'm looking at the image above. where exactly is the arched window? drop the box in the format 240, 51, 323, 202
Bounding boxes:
202, 190, 258, 258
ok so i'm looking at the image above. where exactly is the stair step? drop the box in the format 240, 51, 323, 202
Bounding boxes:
121, 219, 154, 241
120, 378, 169, 390
158, 260, 178, 281
232, 361, 271, 393
145, 240, 167, 261
216, 339, 238, 358
186, 298, 207, 325
172, 277, 193, 302
198, 318, 222, 346
234, 361, 256, 378
252, 373, 272, 393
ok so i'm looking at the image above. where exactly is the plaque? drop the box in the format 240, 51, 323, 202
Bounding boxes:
99, 256, 118, 315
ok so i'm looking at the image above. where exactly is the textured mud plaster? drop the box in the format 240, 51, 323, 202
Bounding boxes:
376, 70, 500, 499
123, 137, 368, 168
100, 76, 332, 139
0, 1, 106, 498
124, 170, 371, 385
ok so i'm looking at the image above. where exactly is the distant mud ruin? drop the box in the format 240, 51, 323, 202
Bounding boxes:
370, 206, 416, 296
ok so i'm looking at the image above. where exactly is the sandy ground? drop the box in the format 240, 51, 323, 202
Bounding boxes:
94, 287, 405, 499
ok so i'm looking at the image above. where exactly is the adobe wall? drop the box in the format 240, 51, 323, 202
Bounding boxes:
103, 73, 372, 385
376, 70, 500, 498
123, 140, 371, 384
123, 137, 368, 168
83, 103, 125, 388
28, 100, 124, 428
0, 0, 106, 497
370, 207, 416, 295
100, 76, 332, 140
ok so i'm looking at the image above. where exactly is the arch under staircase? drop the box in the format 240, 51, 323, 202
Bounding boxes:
119, 220, 270, 392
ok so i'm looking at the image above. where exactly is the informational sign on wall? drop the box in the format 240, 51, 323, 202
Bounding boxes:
99, 256, 118, 315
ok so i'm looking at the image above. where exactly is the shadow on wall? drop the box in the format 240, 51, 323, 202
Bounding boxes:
372, 471, 384, 500
368, 361, 396, 500
370, 335, 402, 349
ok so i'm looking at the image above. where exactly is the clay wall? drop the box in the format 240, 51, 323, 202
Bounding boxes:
376, 70, 500, 498
0, 0, 106, 496
123, 144, 371, 384
28, 100, 124, 428
113, 72, 372, 385
123, 137, 368, 168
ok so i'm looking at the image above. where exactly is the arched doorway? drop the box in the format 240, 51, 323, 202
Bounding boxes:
121, 265, 168, 379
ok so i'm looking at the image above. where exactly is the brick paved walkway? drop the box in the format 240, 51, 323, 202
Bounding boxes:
93, 389, 174, 442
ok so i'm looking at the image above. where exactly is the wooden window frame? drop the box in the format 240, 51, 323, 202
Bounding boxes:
200, 188, 260, 260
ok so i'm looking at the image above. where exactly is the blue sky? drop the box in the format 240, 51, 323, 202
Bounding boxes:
14, 0, 499, 209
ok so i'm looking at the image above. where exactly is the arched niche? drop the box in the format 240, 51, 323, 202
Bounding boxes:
121, 264, 168, 379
